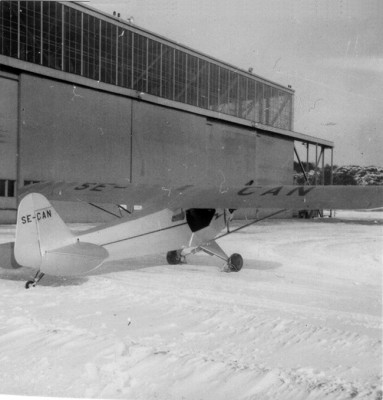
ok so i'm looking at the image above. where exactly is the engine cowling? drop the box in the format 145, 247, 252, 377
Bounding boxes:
186, 209, 216, 232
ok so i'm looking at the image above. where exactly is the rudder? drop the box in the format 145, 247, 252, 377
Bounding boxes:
15, 193, 74, 268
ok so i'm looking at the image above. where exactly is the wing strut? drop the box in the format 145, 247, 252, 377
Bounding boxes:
88, 203, 132, 218
88, 203, 123, 219
216, 208, 287, 241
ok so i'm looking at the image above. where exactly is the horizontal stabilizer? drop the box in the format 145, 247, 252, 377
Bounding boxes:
41, 242, 108, 276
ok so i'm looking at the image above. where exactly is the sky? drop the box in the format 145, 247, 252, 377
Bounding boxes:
88, 0, 382, 167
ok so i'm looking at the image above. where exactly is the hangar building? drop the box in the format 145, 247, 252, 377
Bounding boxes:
0, 1, 333, 222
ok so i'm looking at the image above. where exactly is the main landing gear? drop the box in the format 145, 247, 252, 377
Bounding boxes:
198, 240, 244, 273
166, 250, 185, 265
227, 253, 243, 272
25, 271, 45, 289
166, 244, 243, 273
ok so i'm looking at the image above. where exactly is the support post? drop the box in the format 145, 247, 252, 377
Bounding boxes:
321, 146, 325, 185
294, 145, 310, 184
330, 148, 334, 217
315, 143, 318, 185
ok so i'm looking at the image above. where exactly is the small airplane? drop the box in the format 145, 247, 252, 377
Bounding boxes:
6, 181, 383, 288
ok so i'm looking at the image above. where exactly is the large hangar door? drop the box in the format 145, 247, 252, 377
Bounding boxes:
19, 75, 132, 184
255, 133, 293, 185
131, 101, 257, 186
0, 72, 18, 213
206, 121, 257, 186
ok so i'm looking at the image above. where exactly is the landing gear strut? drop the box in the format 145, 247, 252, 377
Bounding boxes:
198, 241, 244, 273
25, 271, 45, 289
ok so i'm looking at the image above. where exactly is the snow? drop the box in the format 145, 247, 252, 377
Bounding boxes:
0, 213, 382, 400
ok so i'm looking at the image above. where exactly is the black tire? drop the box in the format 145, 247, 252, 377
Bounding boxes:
25, 281, 34, 289
166, 250, 182, 265
228, 253, 243, 272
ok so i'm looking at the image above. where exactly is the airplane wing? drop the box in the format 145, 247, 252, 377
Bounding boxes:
13, 183, 383, 284
19, 181, 383, 211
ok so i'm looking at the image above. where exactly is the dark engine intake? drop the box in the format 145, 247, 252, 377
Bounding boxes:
186, 209, 216, 232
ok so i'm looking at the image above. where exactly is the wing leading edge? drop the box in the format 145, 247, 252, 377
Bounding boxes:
19, 181, 383, 211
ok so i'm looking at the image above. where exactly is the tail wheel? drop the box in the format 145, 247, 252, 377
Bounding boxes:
25, 280, 35, 289
166, 250, 183, 265
228, 253, 243, 272
24, 271, 45, 289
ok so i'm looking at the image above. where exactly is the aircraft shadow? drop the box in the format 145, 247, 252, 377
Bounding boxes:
243, 259, 282, 271
312, 218, 382, 226
185, 254, 282, 271
92, 254, 282, 276
90, 255, 170, 276
1, 252, 281, 287
0, 267, 88, 287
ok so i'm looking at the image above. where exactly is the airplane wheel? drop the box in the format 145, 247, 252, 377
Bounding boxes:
166, 250, 182, 265
228, 253, 243, 272
25, 280, 34, 289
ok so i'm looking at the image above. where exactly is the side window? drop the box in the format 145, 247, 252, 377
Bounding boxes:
7, 179, 15, 197
0, 180, 5, 197
0, 179, 16, 197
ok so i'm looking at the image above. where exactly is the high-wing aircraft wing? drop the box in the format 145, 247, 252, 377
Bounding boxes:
19, 181, 383, 211
10, 181, 382, 288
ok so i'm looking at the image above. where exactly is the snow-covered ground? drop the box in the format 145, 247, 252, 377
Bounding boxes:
0, 212, 382, 400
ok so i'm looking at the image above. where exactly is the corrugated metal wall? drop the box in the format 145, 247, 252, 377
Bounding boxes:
255, 133, 293, 185
19, 74, 132, 184
0, 72, 18, 222
131, 102, 260, 187
0, 72, 293, 222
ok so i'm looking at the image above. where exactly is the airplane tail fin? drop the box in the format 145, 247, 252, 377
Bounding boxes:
15, 193, 109, 276
14, 193, 74, 269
